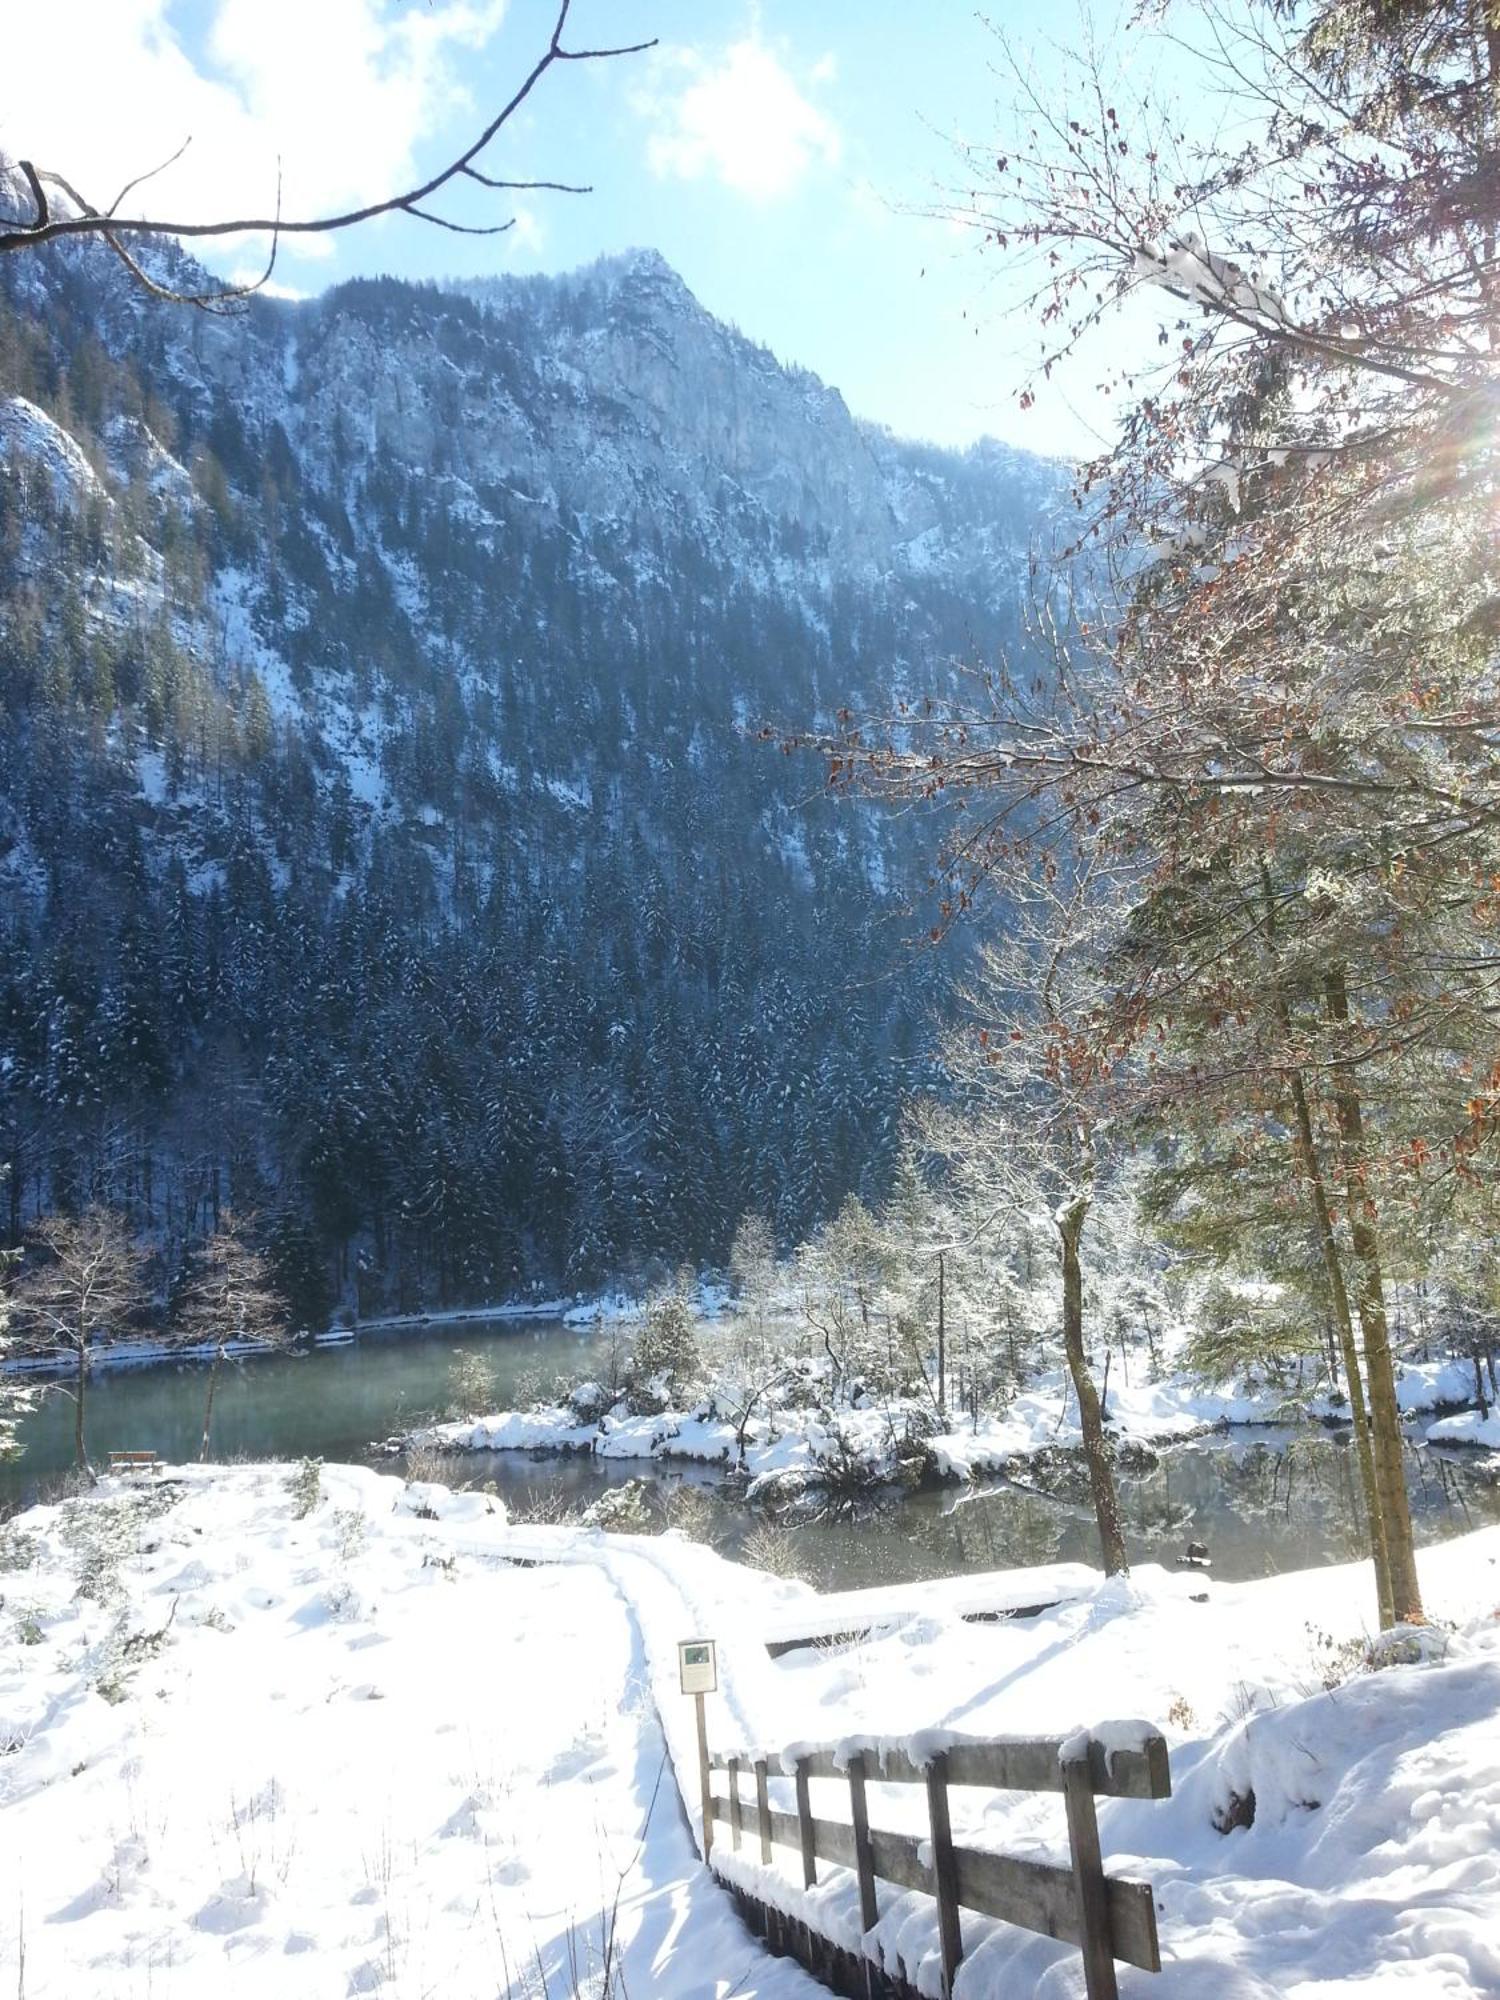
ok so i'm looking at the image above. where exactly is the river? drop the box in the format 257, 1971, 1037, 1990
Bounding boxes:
6, 1315, 1498, 1591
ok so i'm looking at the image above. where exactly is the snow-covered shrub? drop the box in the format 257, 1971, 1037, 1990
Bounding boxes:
60, 1497, 139, 1603
739, 1517, 804, 1580
402, 1444, 452, 1488
568, 1379, 610, 1424
286, 1457, 323, 1518
1179, 1279, 1318, 1400
1308, 1617, 1454, 1691
332, 1507, 368, 1561
0, 1523, 41, 1571
630, 1289, 700, 1409
444, 1349, 496, 1422
583, 1480, 655, 1533
506, 1485, 585, 1527
660, 1482, 715, 1543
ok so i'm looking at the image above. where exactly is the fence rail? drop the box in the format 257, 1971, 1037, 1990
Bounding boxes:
703, 1726, 1170, 2000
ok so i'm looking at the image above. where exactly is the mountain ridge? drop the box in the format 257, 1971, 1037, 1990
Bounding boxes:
0, 214, 1058, 1309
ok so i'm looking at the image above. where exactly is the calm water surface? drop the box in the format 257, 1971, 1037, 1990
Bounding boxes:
6, 1318, 1498, 1590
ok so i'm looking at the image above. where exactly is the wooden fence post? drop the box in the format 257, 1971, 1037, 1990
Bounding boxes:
795, 1757, 817, 1889
847, 1752, 879, 1935
924, 1752, 963, 1998
695, 1692, 713, 1860
1061, 1745, 1118, 2000
728, 1756, 744, 1851
755, 1758, 772, 1864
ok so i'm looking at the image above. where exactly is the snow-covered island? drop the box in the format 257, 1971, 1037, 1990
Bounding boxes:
2, 1461, 1498, 1997
401, 1342, 1500, 1506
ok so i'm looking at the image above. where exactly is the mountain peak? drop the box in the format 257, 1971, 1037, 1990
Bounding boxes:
593, 246, 679, 284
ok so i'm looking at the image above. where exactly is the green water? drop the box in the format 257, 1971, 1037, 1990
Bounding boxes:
6, 1321, 1498, 1592
2, 1318, 600, 1506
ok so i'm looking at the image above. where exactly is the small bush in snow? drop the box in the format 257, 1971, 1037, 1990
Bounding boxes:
14, 1607, 43, 1646
660, 1482, 715, 1543
631, 1289, 699, 1409
287, 1457, 323, 1518
60, 1498, 139, 1603
403, 1444, 450, 1488
1305, 1617, 1452, 1691
1166, 1692, 1196, 1731
323, 1579, 361, 1620
445, 1349, 497, 1422
583, 1481, 655, 1533
0, 1524, 41, 1572
332, 1507, 368, 1561
739, 1517, 804, 1580
507, 1485, 585, 1527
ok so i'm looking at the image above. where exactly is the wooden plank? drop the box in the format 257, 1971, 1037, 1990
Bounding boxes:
847, 1752, 879, 1935
1064, 1752, 1119, 2000
711, 1733, 1170, 1801
709, 1797, 1161, 1973
755, 1759, 772, 1865
795, 1758, 817, 1889
728, 1757, 743, 1851
925, 1754, 963, 1996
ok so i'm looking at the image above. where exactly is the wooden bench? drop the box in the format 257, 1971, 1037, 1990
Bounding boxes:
107, 1450, 160, 1477
705, 1725, 1170, 2000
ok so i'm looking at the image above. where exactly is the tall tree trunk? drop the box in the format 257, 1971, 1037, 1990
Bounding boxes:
1258, 863, 1392, 1624
201, 1345, 224, 1461
1285, 1066, 1394, 1628
1324, 969, 1424, 1624
1058, 1198, 1128, 1576
937, 1249, 946, 1416
74, 1338, 90, 1474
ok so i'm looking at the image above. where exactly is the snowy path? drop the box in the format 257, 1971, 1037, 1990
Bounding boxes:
0, 1466, 818, 2000
5, 1464, 1500, 1998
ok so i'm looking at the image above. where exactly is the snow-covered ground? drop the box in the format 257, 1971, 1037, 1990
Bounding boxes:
3, 1463, 1499, 1996
0, 1465, 816, 2000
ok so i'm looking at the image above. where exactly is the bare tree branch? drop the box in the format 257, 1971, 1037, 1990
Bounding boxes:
0, 0, 656, 308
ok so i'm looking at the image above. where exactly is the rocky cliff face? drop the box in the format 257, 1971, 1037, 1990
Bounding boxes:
0, 211, 1061, 1303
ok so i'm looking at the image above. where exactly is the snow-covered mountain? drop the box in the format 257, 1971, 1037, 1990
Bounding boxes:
0, 213, 1061, 1308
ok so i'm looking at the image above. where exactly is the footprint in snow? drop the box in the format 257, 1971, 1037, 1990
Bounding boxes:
545, 1736, 607, 1783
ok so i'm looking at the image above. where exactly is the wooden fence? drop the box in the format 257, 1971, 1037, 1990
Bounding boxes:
703, 1727, 1170, 2000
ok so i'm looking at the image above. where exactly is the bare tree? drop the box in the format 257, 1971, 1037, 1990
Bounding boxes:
920, 862, 1131, 1577
0, 3, 655, 308
11, 1208, 150, 1473
172, 1212, 288, 1459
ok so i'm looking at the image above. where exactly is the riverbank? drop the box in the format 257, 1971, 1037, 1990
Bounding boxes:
0, 1289, 647, 1380
406, 1348, 1500, 1501
2, 1461, 1498, 1996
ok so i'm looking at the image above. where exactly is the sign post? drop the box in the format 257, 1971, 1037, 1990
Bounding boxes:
678, 1639, 718, 1858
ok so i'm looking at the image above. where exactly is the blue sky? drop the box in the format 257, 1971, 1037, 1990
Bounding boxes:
2, 1, 1175, 457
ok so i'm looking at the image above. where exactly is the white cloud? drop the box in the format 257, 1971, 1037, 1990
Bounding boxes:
641, 39, 840, 203
0, 0, 508, 258
507, 204, 545, 256
226, 269, 309, 300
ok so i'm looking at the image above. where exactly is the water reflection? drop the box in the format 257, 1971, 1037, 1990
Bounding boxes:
4, 1321, 1497, 1595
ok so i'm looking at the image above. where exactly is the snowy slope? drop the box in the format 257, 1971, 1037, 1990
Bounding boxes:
4, 1466, 1499, 1998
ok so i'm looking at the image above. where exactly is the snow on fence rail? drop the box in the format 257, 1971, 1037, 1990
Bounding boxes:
701, 1725, 1170, 2000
